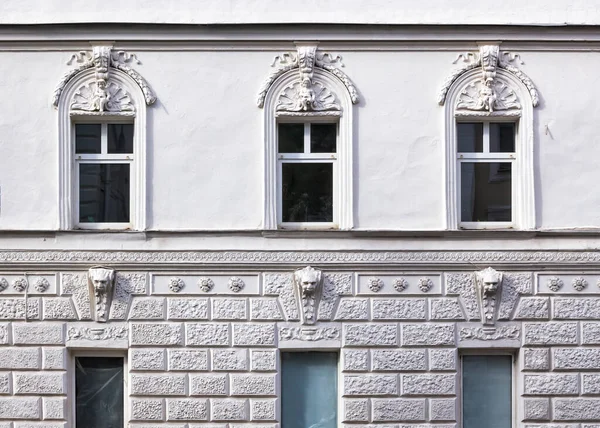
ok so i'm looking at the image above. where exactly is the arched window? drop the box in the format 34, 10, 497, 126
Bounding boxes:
439, 44, 539, 230
257, 44, 359, 230
53, 45, 156, 230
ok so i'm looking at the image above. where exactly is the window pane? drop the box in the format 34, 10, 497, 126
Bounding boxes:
108, 124, 134, 154
311, 123, 337, 153
461, 162, 511, 222
282, 352, 337, 428
75, 124, 101, 154
463, 355, 512, 428
79, 164, 130, 223
278, 123, 304, 153
76, 357, 124, 428
282, 163, 333, 223
457, 123, 483, 152
490, 123, 516, 153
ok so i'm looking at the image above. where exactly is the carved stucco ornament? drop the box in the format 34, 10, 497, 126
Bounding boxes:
293, 266, 323, 325
438, 44, 539, 115
257, 43, 359, 113
474, 267, 503, 328
53, 45, 156, 112
88, 266, 116, 323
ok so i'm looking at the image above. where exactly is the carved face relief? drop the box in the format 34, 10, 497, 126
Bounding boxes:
293, 266, 323, 325
295, 266, 321, 297
475, 267, 503, 326
88, 266, 116, 322
90, 268, 114, 295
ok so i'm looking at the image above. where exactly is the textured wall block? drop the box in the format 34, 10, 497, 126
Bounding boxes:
131, 323, 182, 346
0, 372, 10, 394
131, 398, 164, 421
187, 323, 230, 347
250, 350, 277, 372
402, 324, 455, 346
343, 324, 397, 347
430, 398, 456, 421
554, 348, 600, 370
131, 374, 187, 396
554, 398, 600, 421
129, 298, 166, 320
232, 324, 275, 347
343, 398, 369, 422
167, 298, 209, 320
0, 323, 7, 345
212, 299, 247, 321
43, 397, 66, 420
371, 349, 426, 371
167, 398, 208, 421
0, 347, 41, 370
402, 374, 455, 396
131, 349, 166, 371
523, 398, 550, 421
0, 298, 40, 320
211, 399, 248, 421
372, 398, 426, 421
13, 372, 65, 395
169, 349, 209, 371
42, 298, 77, 320
430, 299, 465, 320
429, 349, 456, 371
583, 374, 600, 395
523, 348, 550, 371
524, 374, 579, 395
190, 374, 228, 396
524, 322, 578, 345
13, 323, 64, 345
250, 299, 283, 321
212, 349, 248, 371
0, 397, 40, 419
231, 374, 276, 396
42, 348, 66, 370
335, 299, 369, 320
251, 399, 277, 421
515, 297, 549, 320
372, 299, 426, 320
553, 298, 600, 319
343, 349, 369, 372
344, 374, 398, 396
582, 322, 600, 344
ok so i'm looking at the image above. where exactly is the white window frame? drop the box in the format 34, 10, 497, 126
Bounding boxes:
457, 120, 517, 229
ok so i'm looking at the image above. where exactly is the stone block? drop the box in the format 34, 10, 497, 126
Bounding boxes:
167, 298, 209, 320
0, 372, 9, 394
167, 398, 208, 421
430, 398, 456, 421
43, 397, 66, 420
583, 374, 600, 395
131, 398, 164, 421
131, 374, 187, 396
0, 347, 41, 370
430, 299, 465, 320
42, 298, 78, 320
210, 399, 248, 421
42, 348, 66, 370
0, 298, 40, 320
212, 349, 248, 371
190, 374, 228, 396
212, 299, 247, 321
429, 349, 456, 371
582, 322, 600, 344
250, 299, 284, 321
343, 398, 369, 422
251, 399, 277, 421
131, 323, 182, 346
515, 297, 549, 320
343, 324, 397, 347
186, 323, 230, 347
524, 398, 550, 421
371, 349, 426, 371
402, 324, 455, 346
129, 298, 166, 320
13, 323, 64, 345
524, 374, 579, 395
343, 349, 369, 372
334, 299, 369, 320
554, 348, 600, 370
524, 322, 578, 345
372, 299, 426, 320
372, 398, 426, 421
250, 350, 277, 372
523, 348, 549, 371
232, 324, 275, 347
13, 372, 65, 395
0, 397, 40, 419
231, 374, 276, 396
343, 374, 398, 396
168, 349, 209, 371
131, 349, 166, 371
402, 374, 455, 396
554, 298, 600, 319
554, 398, 600, 421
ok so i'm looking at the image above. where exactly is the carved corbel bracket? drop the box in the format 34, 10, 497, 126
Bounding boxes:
474, 267, 503, 328
87, 266, 116, 323
293, 266, 323, 325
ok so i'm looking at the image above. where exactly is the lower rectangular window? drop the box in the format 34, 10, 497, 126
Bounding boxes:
281, 163, 333, 223
460, 162, 512, 222
281, 352, 338, 428
79, 164, 130, 223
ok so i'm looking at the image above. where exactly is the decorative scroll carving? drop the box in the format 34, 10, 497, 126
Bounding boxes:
70, 81, 134, 113
293, 266, 323, 325
257, 43, 358, 109
456, 80, 520, 115
475, 267, 503, 327
67, 326, 128, 341
88, 266, 115, 323
279, 326, 340, 342
459, 325, 520, 341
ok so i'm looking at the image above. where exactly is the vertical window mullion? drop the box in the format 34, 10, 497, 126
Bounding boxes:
304, 123, 311, 153
483, 122, 490, 153
101, 124, 108, 155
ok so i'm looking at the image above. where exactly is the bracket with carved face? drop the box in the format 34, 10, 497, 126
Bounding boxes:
88, 266, 116, 322
293, 266, 323, 325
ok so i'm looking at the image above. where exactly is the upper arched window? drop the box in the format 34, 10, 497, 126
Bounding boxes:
257, 43, 359, 230
439, 44, 539, 230
53, 45, 156, 230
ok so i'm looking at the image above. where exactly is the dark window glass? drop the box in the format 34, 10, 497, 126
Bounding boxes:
310, 123, 337, 153
463, 355, 512, 428
75, 124, 101, 154
461, 162, 511, 222
278, 123, 304, 153
76, 357, 124, 428
108, 124, 134, 154
282, 163, 333, 223
79, 164, 130, 223
457, 123, 484, 152
490, 123, 516, 153
282, 352, 337, 428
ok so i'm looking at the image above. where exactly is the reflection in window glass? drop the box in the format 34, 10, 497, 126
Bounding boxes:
76, 357, 124, 428
79, 164, 130, 223
461, 162, 511, 222
107, 124, 134, 154
278, 123, 305, 153
282, 352, 337, 428
311, 123, 337, 153
490, 123, 516, 153
75, 124, 102, 154
282, 163, 333, 222
457, 123, 483, 152
463, 355, 512, 428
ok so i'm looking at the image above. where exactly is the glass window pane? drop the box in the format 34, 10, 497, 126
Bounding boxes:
278, 123, 305, 153
457, 123, 483, 152
79, 164, 130, 223
75, 124, 101, 154
281, 163, 333, 223
282, 352, 337, 428
311, 123, 337, 153
76, 357, 124, 428
490, 123, 516, 153
463, 355, 512, 428
461, 162, 511, 222
108, 124, 134, 154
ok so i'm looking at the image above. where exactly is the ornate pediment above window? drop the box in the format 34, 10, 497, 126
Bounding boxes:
257, 43, 359, 115
52, 45, 156, 115
438, 44, 539, 116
